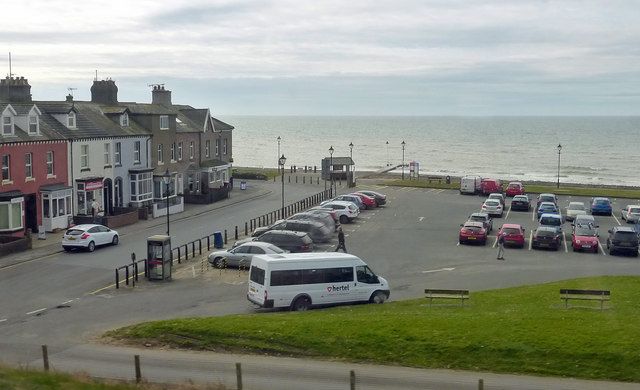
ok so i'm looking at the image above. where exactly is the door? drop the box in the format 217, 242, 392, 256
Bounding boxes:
353, 265, 379, 301
103, 178, 113, 215
24, 194, 38, 233
114, 177, 123, 208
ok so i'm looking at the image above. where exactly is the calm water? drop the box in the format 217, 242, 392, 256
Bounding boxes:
224, 116, 640, 186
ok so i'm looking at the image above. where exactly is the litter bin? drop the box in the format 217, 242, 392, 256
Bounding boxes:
446, 175, 451, 184
240, 181, 247, 190
213, 231, 224, 249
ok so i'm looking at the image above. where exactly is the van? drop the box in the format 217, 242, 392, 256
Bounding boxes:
460, 175, 481, 194
247, 252, 390, 311
481, 178, 502, 195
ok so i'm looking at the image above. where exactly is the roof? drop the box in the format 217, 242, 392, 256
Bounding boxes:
200, 159, 230, 168
323, 157, 354, 165
40, 183, 72, 192
463, 221, 485, 228
122, 102, 175, 115
0, 102, 68, 143
212, 117, 234, 131
255, 252, 360, 264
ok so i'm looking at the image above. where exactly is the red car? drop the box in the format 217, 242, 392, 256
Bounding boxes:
498, 223, 526, 248
459, 221, 488, 245
350, 192, 377, 209
571, 224, 599, 253
481, 178, 502, 195
505, 182, 525, 197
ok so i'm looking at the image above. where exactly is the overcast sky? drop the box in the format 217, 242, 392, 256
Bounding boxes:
2, 0, 639, 115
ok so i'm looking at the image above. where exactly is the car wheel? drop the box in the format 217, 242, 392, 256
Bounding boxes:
339, 215, 349, 224
63, 246, 72, 252
291, 296, 311, 311
213, 257, 226, 268
370, 291, 387, 304
87, 241, 95, 252
112, 235, 119, 245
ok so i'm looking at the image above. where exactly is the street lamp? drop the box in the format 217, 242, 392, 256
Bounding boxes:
556, 143, 562, 189
279, 154, 286, 218
349, 142, 353, 159
385, 141, 389, 166
277, 136, 281, 162
329, 145, 334, 195
349, 142, 354, 186
162, 168, 171, 236
401, 140, 406, 180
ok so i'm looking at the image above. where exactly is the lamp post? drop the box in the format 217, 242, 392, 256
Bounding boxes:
279, 154, 286, 218
385, 140, 389, 166
277, 136, 281, 162
556, 143, 562, 189
349, 142, 353, 159
162, 168, 171, 236
349, 142, 354, 186
401, 140, 406, 180
329, 145, 334, 195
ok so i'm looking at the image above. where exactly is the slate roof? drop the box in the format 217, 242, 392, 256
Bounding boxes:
0, 102, 67, 143
123, 102, 176, 115
212, 117, 234, 131
324, 157, 354, 165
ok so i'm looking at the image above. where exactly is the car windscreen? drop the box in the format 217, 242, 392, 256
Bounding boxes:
614, 231, 638, 241
502, 228, 521, 235
464, 225, 482, 232
595, 199, 610, 205
469, 216, 484, 222
540, 196, 554, 202
535, 229, 556, 237
540, 217, 561, 226
301, 235, 313, 244
574, 227, 596, 236
485, 200, 499, 206
513, 196, 527, 201
65, 229, 84, 236
629, 208, 640, 214
568, 204, 585, 210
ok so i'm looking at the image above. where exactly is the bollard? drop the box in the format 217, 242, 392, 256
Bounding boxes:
224, 229, 228, 244
207, 235, 210, 250
478, 378, 484, 390
350, 370, 355, 390
305, 165, 308, 172
236, 362, 243, 390
273, 175, 276, 182
115, 269, 120, 289
192, 241, 196, 257
134, 262, 139, 283
235, 226, 238, 240
42, 345, 49, 371
245, 222, 248, 236
199, 239, 202, 255
317, 177, 319, 184
177, 246, 182, 262
288, 175, 291, 183
296, 176, 298, 183
125, 266, 129, 286
303, 176, 306, 184
314, 165, 317, 173
185, 244, 189, 260
134, 355, 142, 383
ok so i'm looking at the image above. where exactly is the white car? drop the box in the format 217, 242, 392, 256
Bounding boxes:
565, 201, 587, 222
481, 199, 503, 217
208, 242, 286, 269
62, 224, 119, 252
487, 193, 505, 207
621, 205, 640, 223
314, 201, 359, 224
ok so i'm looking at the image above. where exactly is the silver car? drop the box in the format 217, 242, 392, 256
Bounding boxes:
208, 242, 285, 269
565, 201, 587, 222
288, 212, 337, 232
621, 205, 640, 223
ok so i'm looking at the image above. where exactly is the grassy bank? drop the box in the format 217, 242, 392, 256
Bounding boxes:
106, 276, 640, 382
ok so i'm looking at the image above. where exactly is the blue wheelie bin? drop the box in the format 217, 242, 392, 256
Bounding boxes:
213, 231, 224, 249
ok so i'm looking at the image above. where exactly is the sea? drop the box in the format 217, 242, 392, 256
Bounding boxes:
224, 116, 640, 187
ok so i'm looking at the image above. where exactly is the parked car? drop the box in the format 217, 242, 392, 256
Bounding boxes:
565, 201, 587, 222
505, 182, 525, 197
62, 224, 119, 252
536, 202, 559, 220
536, 193, 558, 208
532, 226, 562, 250
307, 207, 340, 228
498, 224, 526, 248
591, 197, 613, 216
571, 224, 599, 253
208, 242, 285, 269
317, 201, 360, 224
289, 212, 337, 232
325, 194, 365, 210
252, 219, 332, 243
234, 230, 314, 253
487, 193, 506, 207
510, 195, 531, 211
459, 221, 488, 245
606, 226, 639, 256
538, 213, 563, 235
620, 205, 640, 223
481, 199, 503, 217
460, 175, 482, 195
573, 214, 598, 228
480, 178, 502, 195
356, 190, 387, 206
350, 192, 377, 209
467, 212, 493, 232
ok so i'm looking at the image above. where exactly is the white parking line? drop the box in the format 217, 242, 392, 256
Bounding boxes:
418, 217, 425, 222
599, 241, 607, 256
505, 204, 512, 219
60, 299, 76, 305
421, 267, 455, 274
563, 232, 569, 252
528, 231, 533, 250
26, 308, 46, 315
612, 214, 622, 226
492, 236, 498, 248
531, 207, 536, 221
435, 189, 446, 194
0, 319, 7, 323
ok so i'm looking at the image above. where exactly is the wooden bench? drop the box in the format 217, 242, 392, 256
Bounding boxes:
560, 289, 610, 310
426, 176, 442, 183
425, 289, 469, 307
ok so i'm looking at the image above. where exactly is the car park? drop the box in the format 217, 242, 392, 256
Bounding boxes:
467, 212, 493, 232
234, 230, 314, 253
481, 199, 503, 217
288, 212, 336, 232
620, 205, 640, 223
61, 224, 119, 252
350, 192, 377, 209
324, 194, 365, 210
505, 182, 525, 197
565, 201, 587, 222
606, 226, 639, 256
458, 221, 488, 245
571, 224, 599, 253
536, 193, 558, 208
510, 195, 531, 211
208, 242, 286, 269
460, 175, 482, 194
498, 224, 526, 248
356, 190, 387, 206
531, 226, 562, 250
536, 202, 559, 220
572, 214, 598, 227
252, 219, 332, 243
591, 197, 613, 216
480, 178, 502, 195
487, 193, 506, 207
318, 201, 360, 224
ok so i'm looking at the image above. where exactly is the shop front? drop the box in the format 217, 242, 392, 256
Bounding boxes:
75, 177, 104, 217
40, 184, 73, 232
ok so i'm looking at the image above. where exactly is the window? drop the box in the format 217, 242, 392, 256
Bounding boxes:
177, 142, 183, 161
170, 143, 176, 161
205, 140, 210, 158
120, 113, 129, 127
223, 138, 228, 155
25, 153, 33, 178
0, 201, 23, 231
250, 266, 265, 285
189, 141, 194, 159
80, 145, 89, 168
134, 141, 141, 163
28, 115, 38, 134
157, 144, 163, 163
215, 139, 220, 156
1, 155, 10, 181
104, 143, 111, 165
2, 115, 13, 135
46, 151, 54, 175
129, 172, 153, 202
115, 142, 121, 165
68, 112, 76, 127
159, 115, 169, 130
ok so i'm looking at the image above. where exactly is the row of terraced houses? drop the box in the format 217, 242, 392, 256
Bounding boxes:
0, 76, 234, 242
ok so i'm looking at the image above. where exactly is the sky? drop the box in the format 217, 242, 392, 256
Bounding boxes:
2, 0, 640, 115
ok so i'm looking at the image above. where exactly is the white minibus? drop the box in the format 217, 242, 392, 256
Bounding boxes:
247, 253, 390, 311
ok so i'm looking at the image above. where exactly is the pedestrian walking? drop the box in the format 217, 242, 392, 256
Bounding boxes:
496, 234, 505, 260
335, 227, 347, 253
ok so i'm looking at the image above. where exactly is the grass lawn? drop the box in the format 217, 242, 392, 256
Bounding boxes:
106, 276, 640, 382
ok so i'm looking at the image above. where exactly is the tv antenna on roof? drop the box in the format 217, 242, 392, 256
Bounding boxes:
68, 87, 77, 96
148, 83, 165, 90
8, 52, 14, 78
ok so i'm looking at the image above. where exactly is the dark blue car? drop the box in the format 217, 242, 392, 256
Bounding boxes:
537, 202, 559, 219
591, 197, 612, 216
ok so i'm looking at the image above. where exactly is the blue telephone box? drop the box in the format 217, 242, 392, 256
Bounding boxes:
147, 235, 172, 281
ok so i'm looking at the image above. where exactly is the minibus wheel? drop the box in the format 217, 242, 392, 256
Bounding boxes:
292, 296, 311, 311
370, 291, 387, 304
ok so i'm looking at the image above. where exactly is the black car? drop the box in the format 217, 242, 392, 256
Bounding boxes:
531, 226, 562, 250
234, 230, 314, 253
606, 226, 639, 256
357, 190, 387, 206
510, 195, 531, 211
252, 219, 332, 243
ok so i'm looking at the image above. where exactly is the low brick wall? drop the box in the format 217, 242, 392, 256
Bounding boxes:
103, 208, 139, 229
0, 235, 32, 257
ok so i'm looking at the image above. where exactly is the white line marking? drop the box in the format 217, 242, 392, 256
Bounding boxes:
26, 308, 46, 315
599, 242, 607, 256
612, 214, 622, 226
456, 241, 460, 246
505, 204, 512, 219
563, 232, 568, 252
528, 231, 533, 250
60, 299, 75, 305
531, 207, 536, 221
492, 236, 498, 248
418, 217, 425, 222
427, 189, 437, 193
421, 267, 455, 274
435, 189, 446, 194
0, 319, 7, 323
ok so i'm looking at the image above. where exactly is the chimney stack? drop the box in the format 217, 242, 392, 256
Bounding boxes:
151, 84, 172, 106
90, 79, 118, 105
66, 94, 73, 102
0, 76, 33, 102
